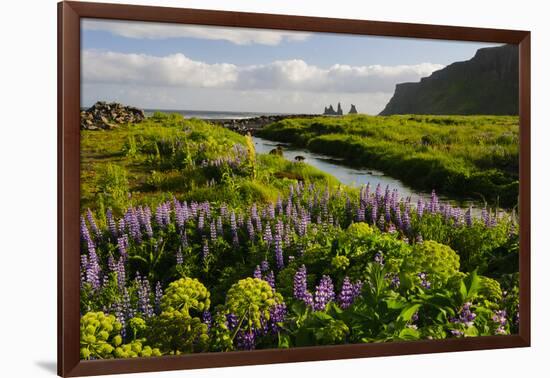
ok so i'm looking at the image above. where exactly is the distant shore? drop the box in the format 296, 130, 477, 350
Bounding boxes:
206, 114, 323, 134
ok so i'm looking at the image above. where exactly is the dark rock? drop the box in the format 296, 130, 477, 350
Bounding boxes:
380, 44, 519, 115
336, 102, 343, 116
269, 146, 284, 156
81, 101, 145, 130
294, 155, 306, 161
349, 104, 358, 114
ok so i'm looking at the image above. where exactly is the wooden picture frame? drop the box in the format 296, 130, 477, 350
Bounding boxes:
58, 1, 531, 376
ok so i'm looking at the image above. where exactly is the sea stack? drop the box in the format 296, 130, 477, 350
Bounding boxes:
349, 104, 358, 114
336, 102, 343, 115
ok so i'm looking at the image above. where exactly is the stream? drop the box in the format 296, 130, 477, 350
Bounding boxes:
252, 136, 483, 210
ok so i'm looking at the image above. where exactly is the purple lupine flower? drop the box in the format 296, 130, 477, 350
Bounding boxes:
374, 252, 384, 266
265, 271, 275, 289
375, 183, 382, 205
230, 211, 239, 246
86, 209, 101, 239
337, 277, 354, 309
417, 272, 431, 289
274, 221, 284, 269
82, 235, 101, 290
389, 273, 400, 289
197, 211, 205, 232
395, 205, 402, 229
260, 260, 269, 272
429, 190, 438, 214
80, 216, 91, 245
263, 224, 273, 247
80, 255, 88, 289
284, 223, 292, 246
402, 207, 411, 231
492, 310, 508, 335
126, 208, 142, 243
247, 218, 255, 242
116, 258, 126, 290
351, 280, 363, 299
180, 230, 188, 249
216, 216, 223, 237
226, 313, 238, 330
314, 275, 335, 311
276, 196, 283, 215
108, 255, 116, 274
154, 281, 163, 315
451, 302, 477, 327
202, 311, 212, 330
113, 300, 127, 341
377, 215, 385, 230
384, 197, 391, 223
141, 207, 153, 238
357, 204, 366, 222
268, 303, 287, 332
210, 221, 217, 241
118, 217, 126, 236
417, 198, 424, 218
371, 203, 378, 225
176, 247, 184, 265
416, 233, 424, 244
136, 273, 154, 318
253, 265, 262, 279
293, 265, 313, 307
201, 238, 209, 262
106, 209, 117, 239
237, 331, 256, 350
220, 203, 228, 218
117, 234, 129, 260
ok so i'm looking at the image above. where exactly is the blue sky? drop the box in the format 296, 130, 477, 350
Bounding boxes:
81, 19, 500, 114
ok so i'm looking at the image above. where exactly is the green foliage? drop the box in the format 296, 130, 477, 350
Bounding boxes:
80, 312, 122, 359
113, 340, 162, 358
94, 163, 130, 213
403, 241, 460, 286
161, 277, 211, 314
79, 112, 518, 356
478, 276, 503, 303
146, 310, 209, 354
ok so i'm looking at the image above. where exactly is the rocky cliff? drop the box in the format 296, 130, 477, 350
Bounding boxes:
379, 44, 519, 115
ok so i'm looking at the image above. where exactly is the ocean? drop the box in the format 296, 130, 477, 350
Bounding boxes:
143, 109, 290, 120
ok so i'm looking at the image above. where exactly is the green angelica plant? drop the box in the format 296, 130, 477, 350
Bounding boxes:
161, 277, 211, 315
403, 240, 460, 287
146, 310, 209, 354
80, 312, 122, 360
225, 278, 283, 331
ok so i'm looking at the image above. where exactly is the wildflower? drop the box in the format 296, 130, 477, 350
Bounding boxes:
314, 275, 335, 311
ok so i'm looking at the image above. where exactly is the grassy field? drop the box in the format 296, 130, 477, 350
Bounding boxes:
81, 112, 341, 215
78, 113, 519, 358
257, 114, 519, 208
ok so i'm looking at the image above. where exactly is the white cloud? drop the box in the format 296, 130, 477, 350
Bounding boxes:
82, 50, 443, 94
82, 19, 311, 46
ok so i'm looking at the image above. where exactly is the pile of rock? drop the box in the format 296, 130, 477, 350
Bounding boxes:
81, 101, 145, 130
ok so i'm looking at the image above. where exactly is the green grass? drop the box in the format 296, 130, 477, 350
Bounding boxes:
81, 113, 341, 214
257, 114, 519, 207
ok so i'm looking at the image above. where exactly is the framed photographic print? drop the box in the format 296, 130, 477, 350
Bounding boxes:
58, 1, 531, 376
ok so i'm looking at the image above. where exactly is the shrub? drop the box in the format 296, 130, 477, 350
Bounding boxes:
161, 277, 211, 315
403, 240, 460, 286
